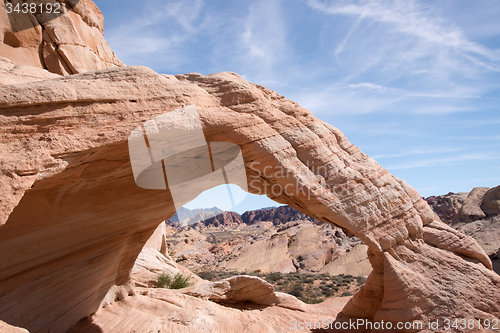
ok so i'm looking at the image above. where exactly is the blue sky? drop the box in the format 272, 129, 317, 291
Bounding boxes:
94, 0, 500, 213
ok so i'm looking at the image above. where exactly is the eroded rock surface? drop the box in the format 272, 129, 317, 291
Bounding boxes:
0, 5, 499, 331
1, 64, 498, 332
68, 285, 349, 333
0, 0, 122, 75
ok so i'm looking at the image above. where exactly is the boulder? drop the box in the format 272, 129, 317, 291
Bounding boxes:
482, 185, 500, 216
425, 191, 467, 224
455, 187, 489, 223
182, 275, 280, 306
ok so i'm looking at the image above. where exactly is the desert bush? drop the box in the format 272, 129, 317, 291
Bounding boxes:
156, 272, 192, 289
356, 276, 367, 285
300, 296, 322, 304
171, 273, 192, 289
322, 289, 333, 297
290, 284, 304, 298
197, 271, 217, 281
341, 291, 353, 297
266, 272, 283, 282
156, 272, 172, 288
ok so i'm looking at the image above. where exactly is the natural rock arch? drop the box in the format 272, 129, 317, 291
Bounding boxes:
0, 67, 499, 332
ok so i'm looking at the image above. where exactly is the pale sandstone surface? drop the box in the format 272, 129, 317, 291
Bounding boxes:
0, 321, 29, 333
0, 56, 499, 333
319, 244, 371, 276
144, 222, 168, 256
68, 287, 350, 333
0, 0, 122, 75
0, 56, 60, 85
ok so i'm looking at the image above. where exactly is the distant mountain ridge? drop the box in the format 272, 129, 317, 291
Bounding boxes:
168, 205, 320, 227
168, 207, 223, 226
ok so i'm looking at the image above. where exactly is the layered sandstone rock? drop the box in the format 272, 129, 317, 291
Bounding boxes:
1, 64, 498, 332
1, 6, 499, 331
0, 0, 122, 75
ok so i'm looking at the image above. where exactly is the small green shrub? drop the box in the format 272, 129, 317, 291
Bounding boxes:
266, 272, 283, 282
300, 296, 322, 304
156, 272, 172, 288
322, 289, 333, 297
290, 284, 304, 298
342, 291, 353, 297
171, 273, 193, 289
156, 272, 192, 289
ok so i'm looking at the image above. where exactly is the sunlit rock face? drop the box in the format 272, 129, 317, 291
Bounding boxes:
0, 0, 122, 78
1, 1, 499, 332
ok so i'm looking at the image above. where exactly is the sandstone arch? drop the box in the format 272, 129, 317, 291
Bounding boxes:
1, 66, 499, 332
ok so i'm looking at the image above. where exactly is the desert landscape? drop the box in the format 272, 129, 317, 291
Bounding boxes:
1, 1, 499, 332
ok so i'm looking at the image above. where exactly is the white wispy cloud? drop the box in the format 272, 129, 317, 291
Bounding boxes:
386, 152, 500, 170
240, 0, 288, 76
347, 82, 480, 99
457, 135, 500, 141
334, 17, 362, 56
371, 147, 465, 159
307, 0, 500, 70
105, 0, 208, 69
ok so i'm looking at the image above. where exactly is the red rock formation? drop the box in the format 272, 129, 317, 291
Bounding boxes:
242, 205, 320, 225
202, 211, 244, 227
0, 3, 499, 332
184, 205, 320, 227
0, 0, 122, 75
